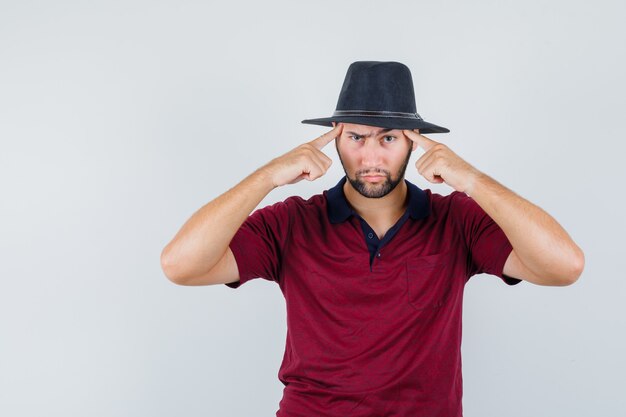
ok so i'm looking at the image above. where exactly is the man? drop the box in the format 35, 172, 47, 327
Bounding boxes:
160, 61, 584, 416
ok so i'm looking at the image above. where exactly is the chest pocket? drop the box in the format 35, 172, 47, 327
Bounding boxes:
406, 252, 454, 311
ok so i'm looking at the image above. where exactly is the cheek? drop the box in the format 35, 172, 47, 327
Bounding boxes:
338, 145, 361, 162
337, 138, 354, 154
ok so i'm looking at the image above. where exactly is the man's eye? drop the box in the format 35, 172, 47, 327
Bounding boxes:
383, 136, 396, 143
349, 135, 362, 141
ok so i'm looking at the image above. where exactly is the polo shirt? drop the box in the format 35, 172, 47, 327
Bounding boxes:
226, 176, 521, 417
327, 177, 430, 270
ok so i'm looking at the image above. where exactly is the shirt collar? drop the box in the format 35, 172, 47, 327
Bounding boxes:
325, 176, 430, 224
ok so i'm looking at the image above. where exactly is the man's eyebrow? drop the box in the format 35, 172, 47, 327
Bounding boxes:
345, 128, 394, 137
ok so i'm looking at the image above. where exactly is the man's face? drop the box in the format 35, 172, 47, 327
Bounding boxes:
333, 122, 417, 199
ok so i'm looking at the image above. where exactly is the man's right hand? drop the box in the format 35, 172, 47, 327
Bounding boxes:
260, 123, 343, 188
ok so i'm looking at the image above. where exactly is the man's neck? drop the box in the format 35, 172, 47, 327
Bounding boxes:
343, 177, 408, 224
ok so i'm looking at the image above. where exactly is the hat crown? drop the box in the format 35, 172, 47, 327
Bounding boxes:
336, 61, 417, 114
300, 60, 449, 134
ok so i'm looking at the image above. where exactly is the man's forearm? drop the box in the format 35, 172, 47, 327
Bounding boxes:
466, 172, 584, 281
161, 168, 275, 282
161, 126, 339, 283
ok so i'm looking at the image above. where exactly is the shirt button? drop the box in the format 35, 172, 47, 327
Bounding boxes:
368, 232, 374, 239
377, 253, 381, 258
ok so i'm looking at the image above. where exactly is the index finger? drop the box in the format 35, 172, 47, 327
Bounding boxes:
403, 129, 438, 151
310, 123, 343, 150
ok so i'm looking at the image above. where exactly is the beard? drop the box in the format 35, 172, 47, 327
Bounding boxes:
336, 144, 412, 199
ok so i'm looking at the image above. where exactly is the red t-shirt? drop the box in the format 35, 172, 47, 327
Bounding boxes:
226, 177, 520, 417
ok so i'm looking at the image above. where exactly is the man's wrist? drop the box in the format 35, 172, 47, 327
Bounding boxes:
464, 170, 485, 198
251, 166, 278, 192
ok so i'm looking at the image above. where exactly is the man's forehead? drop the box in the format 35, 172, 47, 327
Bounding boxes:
339, 123, 400, 136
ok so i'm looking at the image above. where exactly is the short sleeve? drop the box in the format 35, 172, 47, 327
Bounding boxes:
225, 200, 291, 289
450, 191, 521, 286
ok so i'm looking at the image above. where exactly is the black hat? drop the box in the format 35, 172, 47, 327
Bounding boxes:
301, 61, 449, 134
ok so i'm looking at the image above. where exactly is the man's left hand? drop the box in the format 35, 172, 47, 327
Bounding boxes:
403, 129, 482, 195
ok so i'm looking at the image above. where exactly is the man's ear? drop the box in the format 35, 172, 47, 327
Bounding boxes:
332, 122, 340, 143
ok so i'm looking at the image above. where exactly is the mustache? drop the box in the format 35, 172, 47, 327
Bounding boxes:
356, 169, 391, 177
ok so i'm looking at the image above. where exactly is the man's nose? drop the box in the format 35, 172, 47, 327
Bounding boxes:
360, 139, 384, 167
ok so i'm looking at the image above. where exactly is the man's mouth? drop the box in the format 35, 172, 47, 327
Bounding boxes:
361, 175, 385, 182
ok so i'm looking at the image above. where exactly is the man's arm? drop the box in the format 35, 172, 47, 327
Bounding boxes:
466, 173, 584, 286
160, 124, 341, 286
160, 170, 274, 286
404, 129, 585, 287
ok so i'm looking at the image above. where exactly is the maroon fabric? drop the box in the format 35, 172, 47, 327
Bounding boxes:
226, 181, 519, 417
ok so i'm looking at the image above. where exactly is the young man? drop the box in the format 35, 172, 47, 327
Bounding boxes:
161, 61, 584, 416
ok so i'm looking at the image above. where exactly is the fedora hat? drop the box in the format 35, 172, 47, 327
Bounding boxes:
302, 61, 449, 134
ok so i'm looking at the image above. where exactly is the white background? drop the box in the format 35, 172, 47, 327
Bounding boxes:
1, 1, 624, 416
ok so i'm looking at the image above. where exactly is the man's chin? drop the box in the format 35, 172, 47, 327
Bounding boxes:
360, 181, 387, 192
351, 178, 394, 199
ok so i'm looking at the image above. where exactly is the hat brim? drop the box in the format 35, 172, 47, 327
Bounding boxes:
301, 116, 449, 134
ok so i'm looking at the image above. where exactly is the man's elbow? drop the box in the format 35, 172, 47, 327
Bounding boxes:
530, 247, 585, 287
557, 247, 585, 286
160, 246, 187, 285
